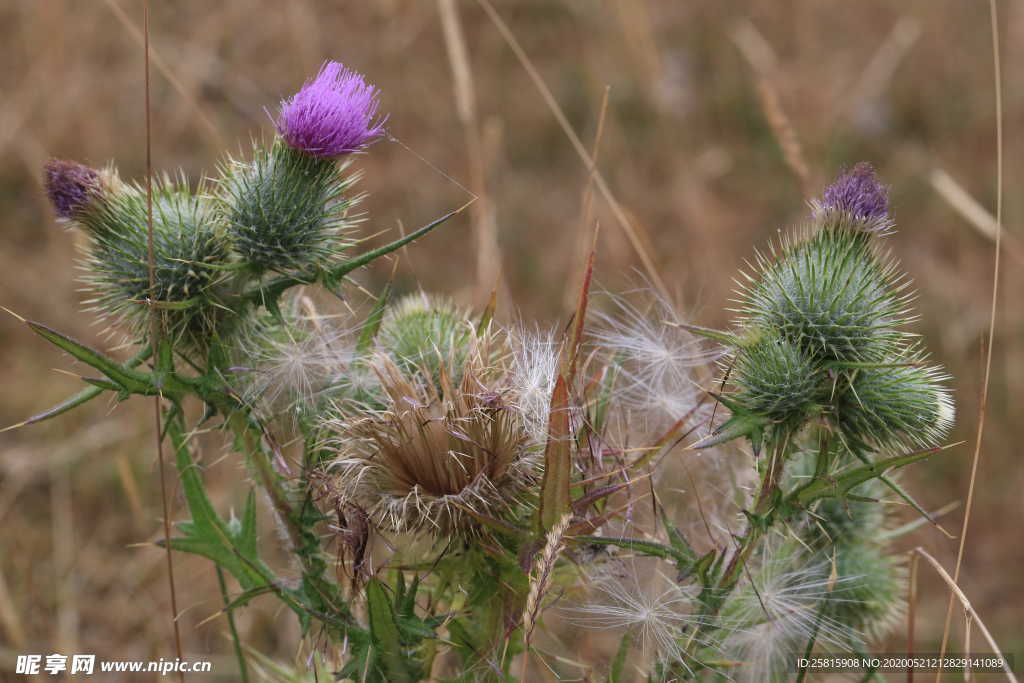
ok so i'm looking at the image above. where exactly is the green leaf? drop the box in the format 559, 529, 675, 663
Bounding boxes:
574, 535, 690, 566
27, 321, 156, 395
366, 579, 415, 683
538, 376, 572, 532
609, 630, 633, 683
794, 446, 945, 505
660, 510, 699, 567
357, 282, 392, 355
2, 347, 152, 432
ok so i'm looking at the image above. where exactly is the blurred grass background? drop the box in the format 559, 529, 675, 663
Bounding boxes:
0, 0, 1020, 678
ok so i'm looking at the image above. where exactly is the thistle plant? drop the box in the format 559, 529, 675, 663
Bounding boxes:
22, 54, 956, 681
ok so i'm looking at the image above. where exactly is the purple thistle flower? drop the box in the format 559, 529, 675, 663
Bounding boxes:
821, 162, 890, 221
44, 159, 100, 219
276, 61, 386, 158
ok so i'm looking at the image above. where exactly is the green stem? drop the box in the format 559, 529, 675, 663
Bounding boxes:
216, 566, 250, 683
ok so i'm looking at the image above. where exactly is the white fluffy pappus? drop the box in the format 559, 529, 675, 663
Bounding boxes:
591, 291, 719, 433
505, 325, 561, 447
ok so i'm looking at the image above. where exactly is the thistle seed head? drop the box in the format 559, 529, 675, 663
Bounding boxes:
591, 292, 715, 434
719, 540, 864, 681
276, 61, 386, 159
506, 326, 560, 447
324, 344, 536, 538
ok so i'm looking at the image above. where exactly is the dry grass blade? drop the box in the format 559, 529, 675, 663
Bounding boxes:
104, 0, 224, 149
438, 0, 504, 302
475, 0, 670, 299
937, 1, 1004, 676
142, 3, 185, 678
521, 513, 573, 680
731, 19, 813, 198
914, 548, 1017, 683
930, 168, 1024, 264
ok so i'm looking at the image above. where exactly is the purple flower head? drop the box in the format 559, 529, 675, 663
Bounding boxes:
821, 162, 890, 221
276, 61, 386, 158
44, 159, 101, 219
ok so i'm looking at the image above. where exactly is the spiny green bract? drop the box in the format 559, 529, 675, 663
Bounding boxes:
824, 540, 906, 644
737, 225, 914, 363
82, 177, 232, 348
832, 349, 954, 450
377, 294, 477, 388
218, 140, 360, 273
730, 330, 823, 425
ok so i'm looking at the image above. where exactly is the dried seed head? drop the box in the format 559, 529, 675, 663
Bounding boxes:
324, 343, 536, 538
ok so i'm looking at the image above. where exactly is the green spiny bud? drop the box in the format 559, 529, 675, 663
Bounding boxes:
825, 540, 906, 644
732, 330, 823, 424
83, 177, 232, 349
218, 140, 360, 273
832, 350, 954, 450
377, 294, 478, 389
738, 226, 913, 363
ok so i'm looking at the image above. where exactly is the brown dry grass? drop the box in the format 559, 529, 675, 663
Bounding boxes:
1, 0, 1021, 678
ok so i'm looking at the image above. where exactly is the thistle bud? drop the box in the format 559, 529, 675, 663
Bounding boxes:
83, 179, 232, 349
378, 294, 476, 388
825, 540, 906, 643
219, 141, 360, 273
833, 352, 954, 450
276, 61, 385, 158
44, 159, 101, 220
731, 331, 822, 425
739, 225, 912, 363
815, 162, 893, 235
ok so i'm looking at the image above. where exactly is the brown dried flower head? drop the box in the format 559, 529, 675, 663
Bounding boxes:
325, 329, 538, 537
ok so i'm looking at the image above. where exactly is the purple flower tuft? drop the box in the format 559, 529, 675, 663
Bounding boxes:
821, 162, 890, 220
276, 61, 386, 158
44, 159, 100, 219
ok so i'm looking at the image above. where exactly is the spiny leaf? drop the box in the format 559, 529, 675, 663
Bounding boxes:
794, 445, 950, 505
2, 346, 151, 432
27, 321, 156, 395
608, 630, 633, 683
366, 579, 415, 683
562, 240, 595, 383
476, 287, 497, 336
574, 535, 691, 567
538, 376, 572, 532
357, 281, 392, 355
